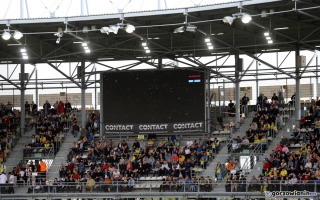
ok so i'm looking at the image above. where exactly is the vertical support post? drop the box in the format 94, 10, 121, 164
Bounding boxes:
310, 76, 312, 100
218, 86, 221, 116
256, 59, 259, 104
80, 0, 85, 16
81, 60, 86, 128
94, 64, 97, 110
100, 73, 104, 137
295, 47, 301, 127
20, 0, 24, 18
206, 69, 211, 136
235, 53, 241, 124
20, 63, 25, 135
13, 88, 15, 110
35, 65, 38, 106
223, 79, 226, 117
315, 56, 318, 98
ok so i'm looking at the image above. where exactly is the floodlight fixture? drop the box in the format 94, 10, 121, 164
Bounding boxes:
146, 49, 150, 54
208, 45, 214, 50
82, 42, 88, 47
241, 13, 252, 24
13, 31, 23, 40
85, 49, 91, 53
100, 26, 119, 35
56, 37, 61, 44
185, 24, 197, 32
20, 48, 26, 53
142, 42, 147, 47
266, 36, 271, 40
261, 10, 268, 18
22, 55, 28, 59
264, 32, 270, 37
205, 38, 210, 43
2, 30, 11, 40
143, 47, 149, 50
267, 40, 273, 44
222, 16, 235, 25
125, 24, 135, 33
83, 26, 89, 33
174, 26, 185, 34
109, 25, 120, 34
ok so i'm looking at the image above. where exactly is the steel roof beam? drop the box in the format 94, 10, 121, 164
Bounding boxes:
300, 50, 317, 77
47, 62, 81, 88
0, 74, 21, 90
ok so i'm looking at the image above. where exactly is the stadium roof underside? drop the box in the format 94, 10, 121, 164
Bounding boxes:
0, 0, 319, 83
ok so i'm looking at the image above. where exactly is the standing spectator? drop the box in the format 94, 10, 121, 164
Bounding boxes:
53, 101, 59, 115
227, 100, 235, 117
0, 171, 7, 193
215, 162, 225, 183
25, 101, 30, 115
241, 93, 250, 115
7, 172, 14, 194
39, 159, 47, 178
290, 92, 296, 107
31, 101, 38, 115
56, 101, 65, 115
43, 100, 51, 115
64, 100, 72, 113
278, 86, 285, 107
271, 93, 279, 104
85, 175, 95, 192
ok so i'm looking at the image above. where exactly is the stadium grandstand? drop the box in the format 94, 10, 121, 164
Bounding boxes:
0, 0, 320, 199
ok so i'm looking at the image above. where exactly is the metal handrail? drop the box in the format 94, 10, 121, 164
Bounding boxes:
2, 181, 319, 195
241, 141, 263, 173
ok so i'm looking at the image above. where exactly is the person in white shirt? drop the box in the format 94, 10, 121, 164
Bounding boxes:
186, 140, 193, 147
0, 172, 7, 193
113, 169, 121, 180
8, 172, 15, 193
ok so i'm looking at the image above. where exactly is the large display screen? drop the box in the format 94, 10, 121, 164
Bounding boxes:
102, 68, 205, 134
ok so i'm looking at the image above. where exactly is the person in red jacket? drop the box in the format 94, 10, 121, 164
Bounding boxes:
263, 160, 271, 174
56, 101, 65, 115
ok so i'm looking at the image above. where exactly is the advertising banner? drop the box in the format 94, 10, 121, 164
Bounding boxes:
105, 121, 205, 134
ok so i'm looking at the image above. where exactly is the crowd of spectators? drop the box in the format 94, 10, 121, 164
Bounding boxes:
52, 124, 221, 193
220, 96, 284, 192
0, 101, 19, 169
226, 97, 320, 193
0, 99, 76, 193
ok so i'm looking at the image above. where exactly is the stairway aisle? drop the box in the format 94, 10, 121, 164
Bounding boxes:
47, 131, 77, 180
5, 129, 35, 172
245, 116, 294, 179
5, 128, 36, 194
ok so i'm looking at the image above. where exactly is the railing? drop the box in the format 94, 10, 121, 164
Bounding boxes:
229, 142, 266, 154
1, 181, 319, 196
241, 141, 264, 173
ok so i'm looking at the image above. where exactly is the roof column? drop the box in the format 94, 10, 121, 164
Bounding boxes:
20, 62, 25, 135
81, 60, 87, 129
295, 47, 301, 127
235, 53, 241, 124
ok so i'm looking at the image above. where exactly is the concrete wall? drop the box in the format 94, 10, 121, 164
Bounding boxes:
39, 93, 92, 107
211, 86, 252, 103
0, 95, 33, 107
259, 84, 312, 100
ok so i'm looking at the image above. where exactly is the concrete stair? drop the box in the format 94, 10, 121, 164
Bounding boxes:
5, 128, 36, 172
46, 131, 78, 180
246, 115, 295, 179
